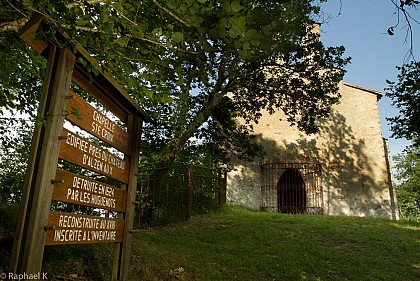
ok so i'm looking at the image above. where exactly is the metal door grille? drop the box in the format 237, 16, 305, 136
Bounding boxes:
260, 159, 323, 214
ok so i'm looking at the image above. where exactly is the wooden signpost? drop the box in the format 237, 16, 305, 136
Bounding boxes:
10, 16, 150, 281
59, 128, 130, 183
45, 211, 125, 245
65, 91, 132, 155
52, 169, 127, 212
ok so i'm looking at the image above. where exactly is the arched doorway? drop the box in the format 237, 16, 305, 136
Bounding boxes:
277, 169, 306, 214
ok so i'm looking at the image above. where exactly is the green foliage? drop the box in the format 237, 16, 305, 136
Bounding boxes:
0, 34, 45, 147
43, 244, 114, 280
1, 0, 349, 170
0, 35, 42, 202
0, 203, 18, 271
386, 61, 420, 145
0, 35, 45, 106
0, 119, 33, 204
393, 145, 420, 221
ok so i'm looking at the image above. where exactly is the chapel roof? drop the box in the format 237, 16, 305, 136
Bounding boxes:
342, 82, 383, 100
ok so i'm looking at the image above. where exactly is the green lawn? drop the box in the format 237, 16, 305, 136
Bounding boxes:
130, 206, 420, 281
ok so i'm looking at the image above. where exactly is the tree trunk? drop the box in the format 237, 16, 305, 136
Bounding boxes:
148, 57, 229, 179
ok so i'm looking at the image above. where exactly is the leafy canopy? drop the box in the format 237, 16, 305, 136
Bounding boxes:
1, 0, 349, 168
393, 144, 420, 221
386, 61, 420, 146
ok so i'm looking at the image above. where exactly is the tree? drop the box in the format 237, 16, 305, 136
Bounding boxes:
0, 33, 46, 146
386, 61, 420, 146
388, 0, 420, 61
393, 145, 420, 221
0, 119, 33, 204
383, 1, 420, 221
1, 0, 349, 171
384, 1, 420, 142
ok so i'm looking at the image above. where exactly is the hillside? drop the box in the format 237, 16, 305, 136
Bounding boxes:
130, 207, 419, 281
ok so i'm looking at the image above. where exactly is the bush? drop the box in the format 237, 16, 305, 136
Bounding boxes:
43, 244, 114, 280
0, 203, 19, 271
0, 203, 113, 279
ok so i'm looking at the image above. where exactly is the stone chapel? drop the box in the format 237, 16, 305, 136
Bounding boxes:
227, 81, 399, 220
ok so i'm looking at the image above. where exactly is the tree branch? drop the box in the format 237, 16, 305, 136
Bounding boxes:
389, 0, 419, 62
66, 0, 106, 9
152, 0, 192, 28
122, 56, 172, 69
0, 18, 29, 33
0, 0, 105, 33
71, 24, 201, 56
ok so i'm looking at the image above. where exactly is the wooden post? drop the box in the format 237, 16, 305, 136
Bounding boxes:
112, 181, 124, 281
9, 44, 56, 275
112, 242, 122, 281
187, 164, 193, 220
116, 115, 143, 281
9, 45, 75, 275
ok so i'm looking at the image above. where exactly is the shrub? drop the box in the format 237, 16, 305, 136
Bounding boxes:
0, 203, 19, 271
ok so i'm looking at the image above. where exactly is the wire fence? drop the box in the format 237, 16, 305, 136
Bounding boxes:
135, 164, 226, 226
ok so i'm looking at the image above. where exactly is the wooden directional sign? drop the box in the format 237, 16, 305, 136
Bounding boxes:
66, 91, 132, 155
52, 169, 127, 212
45, 211, 124, 245
59, 128, 130, 183
12, 16, 150, 281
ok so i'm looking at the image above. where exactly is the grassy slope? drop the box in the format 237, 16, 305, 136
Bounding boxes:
130, 207, 419, 281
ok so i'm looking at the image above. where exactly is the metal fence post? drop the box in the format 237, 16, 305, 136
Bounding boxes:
187, 164, 193, 220
219, 169, 227, 206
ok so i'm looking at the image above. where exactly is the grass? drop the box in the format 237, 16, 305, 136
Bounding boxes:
129, 206, 420, 281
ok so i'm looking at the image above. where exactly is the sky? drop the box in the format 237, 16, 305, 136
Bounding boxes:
319, 0, 419, 159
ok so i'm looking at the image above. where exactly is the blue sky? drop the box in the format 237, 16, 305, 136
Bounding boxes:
319, 0, 419, 158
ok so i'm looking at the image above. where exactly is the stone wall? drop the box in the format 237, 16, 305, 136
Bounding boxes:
227, 162, 261, 210
227, 82, 399, 219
